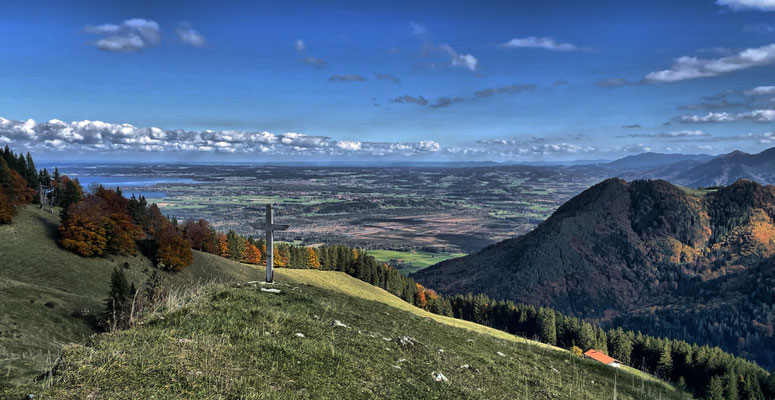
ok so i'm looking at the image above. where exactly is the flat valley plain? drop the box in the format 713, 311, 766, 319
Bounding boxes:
55, 163, 604, 258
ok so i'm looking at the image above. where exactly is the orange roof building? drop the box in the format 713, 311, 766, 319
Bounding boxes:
583, 349, 621, 368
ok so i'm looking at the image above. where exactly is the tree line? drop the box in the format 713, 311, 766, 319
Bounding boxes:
0, 146, 41, 223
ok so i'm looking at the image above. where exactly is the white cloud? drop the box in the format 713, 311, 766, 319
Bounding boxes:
619, 130, 710, 138
336, 141, 361, 151
717, 0, 775, 11
176, 24, 206, 47
440, 44, 477, 71
499, 37, 579, 51
679, 109, 775, 122
744, 85, 775, 95
410, 23, 478, 72
84, 18, 161, 52
645, 43, 775, 82
295, 39, 306, 51
0, 115, 445, 157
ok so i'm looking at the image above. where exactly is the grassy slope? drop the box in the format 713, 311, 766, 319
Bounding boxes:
14, 280, 687, 399
367, 250, 466, 275
0, 206, 263, 382
0, 206, 687, 399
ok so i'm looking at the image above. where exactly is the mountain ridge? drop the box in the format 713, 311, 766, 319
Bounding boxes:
413, 178, 775, 367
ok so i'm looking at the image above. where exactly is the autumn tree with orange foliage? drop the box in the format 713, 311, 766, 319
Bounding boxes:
274, 243, 290, 267
415, 283, 428, 309
146, 204, 193, 271
157, 233, 193, 271
58, 186, 142, 256
306, 247, 321, 269
217, 234, 230, 258
242, 242, 262, 265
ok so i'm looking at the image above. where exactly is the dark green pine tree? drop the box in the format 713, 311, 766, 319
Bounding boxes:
537, 307, 557, 345
105, 267, 132, 329
1, 145, 12, 167
39, 168, 51, 189
656, 343, 673, 380
25, 152, 39, 189
741, 372, 765, 400
127, 195, 148, 228
706, 376, 725, 400
15, 153, 26, 177
725, 369, 739, 400
58, 179, 83, 219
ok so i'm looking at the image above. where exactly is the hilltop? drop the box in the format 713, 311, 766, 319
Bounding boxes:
0, 206, 686, 398
413, 178, 775, 367
7, 276, 683, 399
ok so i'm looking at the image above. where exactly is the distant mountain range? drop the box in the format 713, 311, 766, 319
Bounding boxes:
597, 147, 775, 187
413, 178, 775, 368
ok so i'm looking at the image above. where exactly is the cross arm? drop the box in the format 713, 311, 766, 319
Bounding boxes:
250, 223, 290, 231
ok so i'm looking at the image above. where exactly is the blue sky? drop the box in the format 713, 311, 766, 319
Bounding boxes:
3, 0, 775, 162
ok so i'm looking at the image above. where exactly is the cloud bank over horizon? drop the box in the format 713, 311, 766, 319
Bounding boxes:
2, 115, 772, 163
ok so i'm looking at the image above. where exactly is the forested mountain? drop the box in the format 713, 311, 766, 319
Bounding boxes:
413, 178, 775, 367
674, 148, 775, 187
607, 147, 775, 187
605, 152, 714, 172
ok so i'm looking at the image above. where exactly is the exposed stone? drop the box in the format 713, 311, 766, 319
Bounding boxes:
331, 319, 347, 328
395, 336, 420, 347
295, 332, 305, 338
432, 371, 448, 382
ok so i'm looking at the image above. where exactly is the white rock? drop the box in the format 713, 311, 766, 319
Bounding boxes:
263, 331, 271, 337
460, 364, 470, 369
295, 332, 305, 338
398, 358, 408, 363
437, 348, 444, 353
260, 288, 282, 294
496, 351, 506, 357
432, 371, 448, 382
331, 320, 347, 328
395, 336, 419, 347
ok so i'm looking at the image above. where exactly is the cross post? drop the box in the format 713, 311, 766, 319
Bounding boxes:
250, 204, 289, 283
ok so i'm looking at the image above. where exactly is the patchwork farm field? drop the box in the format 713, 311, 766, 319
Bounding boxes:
367, 249, 467, 275
54, 163, 604, 257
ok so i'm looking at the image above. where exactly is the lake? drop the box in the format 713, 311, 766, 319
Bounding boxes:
73, 176, 199, 198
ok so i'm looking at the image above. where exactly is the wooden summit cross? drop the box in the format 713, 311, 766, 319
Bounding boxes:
250, 204, 289, 283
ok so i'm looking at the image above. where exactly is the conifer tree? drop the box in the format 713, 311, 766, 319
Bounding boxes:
725, 369, 739, 400
105, 267, 133, 330
537, 307, 557, 345
306, 247, 321, 269
707, 376, 725, 400
25, 152, 38, 190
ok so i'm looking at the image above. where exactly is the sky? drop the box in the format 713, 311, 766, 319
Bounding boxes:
3, 0, 775, 163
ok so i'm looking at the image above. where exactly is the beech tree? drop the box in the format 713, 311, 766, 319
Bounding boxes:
242, 242, 262, 265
